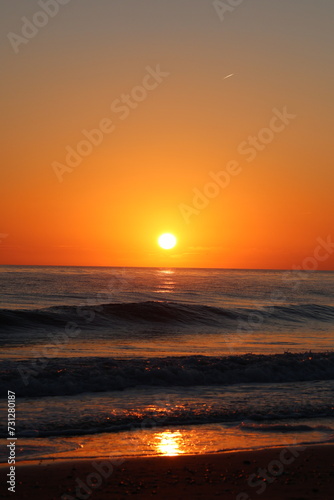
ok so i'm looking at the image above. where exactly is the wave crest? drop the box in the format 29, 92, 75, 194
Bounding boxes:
1, 300, 334, 331
1, 352, 334, 398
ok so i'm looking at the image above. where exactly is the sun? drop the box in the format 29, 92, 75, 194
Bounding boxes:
158, 233, 177, 250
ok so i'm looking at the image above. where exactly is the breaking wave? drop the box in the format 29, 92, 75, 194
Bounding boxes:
1, 351, 334, 398
1, 300, 334, 331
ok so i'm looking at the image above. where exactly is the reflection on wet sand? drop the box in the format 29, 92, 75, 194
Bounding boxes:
153, 430, 184, 456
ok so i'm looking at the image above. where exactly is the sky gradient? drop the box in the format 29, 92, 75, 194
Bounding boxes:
1, 0, 334, 269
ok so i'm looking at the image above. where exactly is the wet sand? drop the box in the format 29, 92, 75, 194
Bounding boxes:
1, 444, 333, 499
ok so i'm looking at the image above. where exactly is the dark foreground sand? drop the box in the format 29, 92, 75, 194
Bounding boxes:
1, 445, 333, 500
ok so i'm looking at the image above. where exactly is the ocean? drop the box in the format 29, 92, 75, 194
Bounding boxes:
0, 266, 334, 462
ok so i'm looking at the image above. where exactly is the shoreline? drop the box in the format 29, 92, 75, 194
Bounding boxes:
0, 440, 332, 467
1, 444, 333, 499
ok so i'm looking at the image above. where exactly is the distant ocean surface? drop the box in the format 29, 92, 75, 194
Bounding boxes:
0, 266, 334, 461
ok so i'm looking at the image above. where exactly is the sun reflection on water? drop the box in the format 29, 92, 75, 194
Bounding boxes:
156, 269, 176, 294
158, 269, 175, 275
153, 430, 184, 456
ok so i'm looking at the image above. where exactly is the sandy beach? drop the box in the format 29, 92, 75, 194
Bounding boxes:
1, 444, 333, 500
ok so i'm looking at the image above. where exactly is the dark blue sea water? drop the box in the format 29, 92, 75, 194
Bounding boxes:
0, 266, 333, 461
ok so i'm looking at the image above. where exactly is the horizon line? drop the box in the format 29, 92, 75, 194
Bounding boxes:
0, 264, 333, 272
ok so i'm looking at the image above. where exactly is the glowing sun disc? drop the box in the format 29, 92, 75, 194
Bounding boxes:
158, 233, 177, 250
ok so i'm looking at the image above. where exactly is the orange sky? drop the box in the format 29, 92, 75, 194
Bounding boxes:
1, 1, 334, 269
